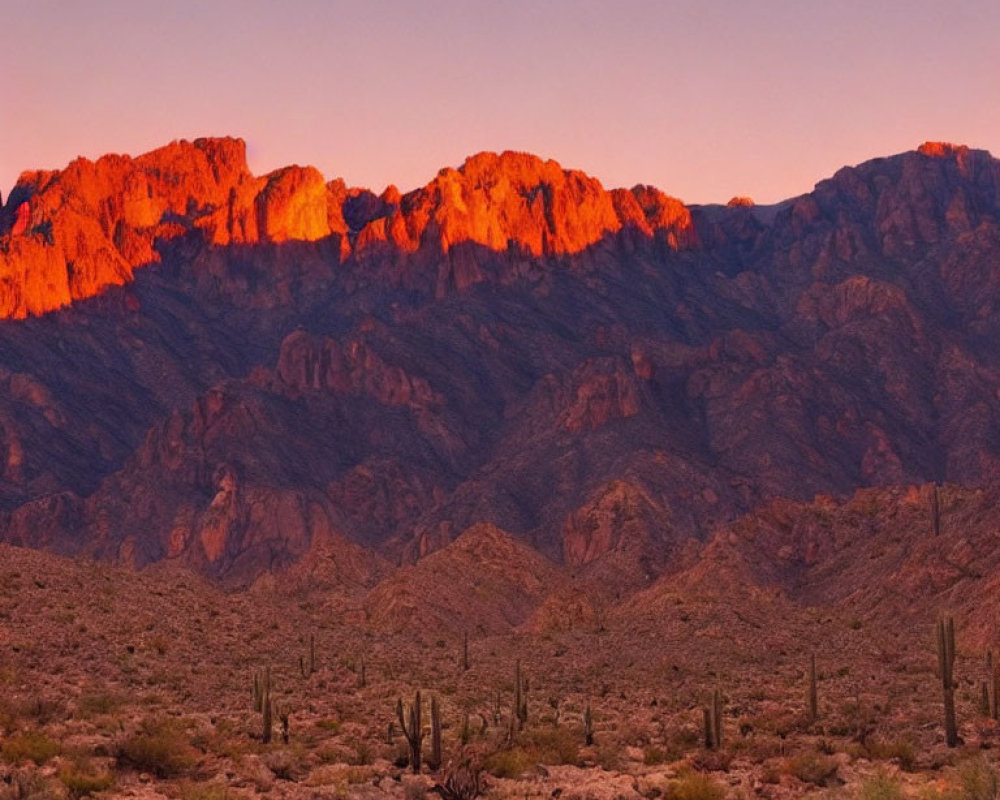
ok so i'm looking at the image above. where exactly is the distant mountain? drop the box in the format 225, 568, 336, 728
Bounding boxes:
1, 138, 999, 583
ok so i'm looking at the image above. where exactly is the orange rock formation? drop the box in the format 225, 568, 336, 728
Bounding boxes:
0, 140, 695, 318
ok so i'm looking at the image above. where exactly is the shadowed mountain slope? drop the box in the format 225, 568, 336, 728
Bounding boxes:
1, 139, 1000, 581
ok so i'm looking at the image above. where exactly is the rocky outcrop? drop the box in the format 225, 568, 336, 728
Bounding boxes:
562, 481, 671, 567
0, 139, 354, 318
363, 522, 561, 634
274, 330, 442, 412
0, 142, 700, 318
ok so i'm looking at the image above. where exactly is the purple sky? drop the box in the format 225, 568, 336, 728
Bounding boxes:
1, 0, 998, 205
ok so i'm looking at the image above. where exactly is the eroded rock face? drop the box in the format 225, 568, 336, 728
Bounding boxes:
0, 140, 999, 583
0, 139, 353, 318
363, 522, 561, 634
0, 143, 699, 319
563, 481, 667, 566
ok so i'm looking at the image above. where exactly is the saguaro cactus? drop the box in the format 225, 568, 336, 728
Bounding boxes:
397, 691, 424, 773
704, 689, 723, 749
278, 704, 290, 744
428, 695, 442, 771
808, 654, 818, 722
992, 663, 999, 721
514, 661, 528, 730
931, 483, 941, 536
261, 666, 273, 744
937, 616, 958, 747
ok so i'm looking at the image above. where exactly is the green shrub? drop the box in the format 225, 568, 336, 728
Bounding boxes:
644, 744, 669, 765
117, 717, 196, 777
76, 691, 123, 718
860, 771, 904, 800
1, 730, 60, 764
483, 747, 535, 779
956, 756, 1000, 800
177, 781, 231, 800
484, 726, 580, 777
867, 737, 916, 771
665, 772, 725, 800
59, 761, 114, 798
784, 751, 840, 786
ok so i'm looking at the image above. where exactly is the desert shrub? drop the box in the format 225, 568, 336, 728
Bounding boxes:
664, 772, 725, 800
867, 737, 916, 771
644, 744, 669, 765
404, 779, 427, 800
662, 726, 702, 761
0, 768, 59, 800
483, 747, 535, 779
315, 718, 340, 732
860, 771, 903, 800
956, 756, 1000, 800
595, 736, 625, 771
784, 751, 840, 786
58, 759, 114, 798
1, 730, 61, 765
15, 695, 66, 725
435, 762, 485, 800
177, 781, 231, 800
349, 738, 373, 766
687, 747, 733, 773
262, 747, 308, 782
117, 717, 196, 777
316, 742, 349, 764
761, 760, 782, 785
76, 690, 123, 718
485, 726, 579, 777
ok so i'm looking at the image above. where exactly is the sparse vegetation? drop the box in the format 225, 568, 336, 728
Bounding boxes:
0, 730, 60, 765
117, 717, 197, 777
58, 759, 114, 798
665, 771, 726, 800
0, 521, 998, 800
859, 771, 904, 800
784, 751, 840, 786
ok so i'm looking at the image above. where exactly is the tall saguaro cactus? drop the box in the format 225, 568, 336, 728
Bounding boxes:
992, 663, 999, 722
428, 695, 442, 771
931, 483, 941, 536
937, 616, 958, 747
703, 689, 723, 749
808, 654, 819, 722
397, 691, 424, 773
514, 660, 528, 730
261, 666, 273, 744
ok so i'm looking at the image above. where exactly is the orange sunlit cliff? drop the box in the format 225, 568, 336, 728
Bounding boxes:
0, 138, 694, 318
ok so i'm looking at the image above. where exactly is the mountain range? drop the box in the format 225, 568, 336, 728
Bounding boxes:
1, 137, 998, 587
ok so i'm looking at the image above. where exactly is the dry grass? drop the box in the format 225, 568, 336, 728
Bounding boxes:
116, 716, 197, 777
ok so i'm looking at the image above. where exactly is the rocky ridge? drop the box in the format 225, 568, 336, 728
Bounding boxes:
0, 140, 999, 582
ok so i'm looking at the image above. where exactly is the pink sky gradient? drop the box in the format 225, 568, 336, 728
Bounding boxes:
1, 0, 998, 206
